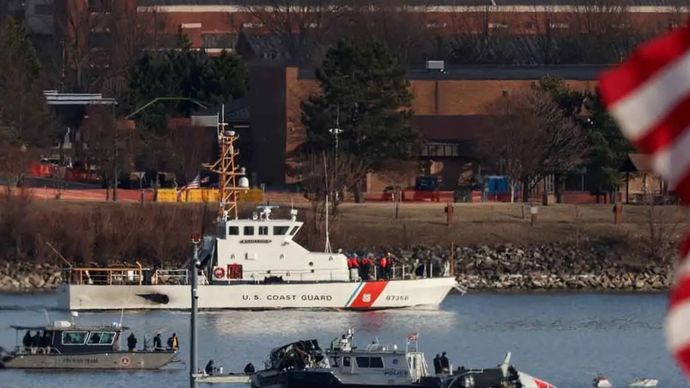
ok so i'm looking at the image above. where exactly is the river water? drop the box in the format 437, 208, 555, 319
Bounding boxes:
0, 292, 682, 388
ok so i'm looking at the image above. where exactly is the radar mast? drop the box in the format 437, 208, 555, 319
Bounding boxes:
203, 105, 247, 221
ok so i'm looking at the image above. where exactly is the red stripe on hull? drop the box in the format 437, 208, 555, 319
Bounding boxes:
348, 281, 388, 309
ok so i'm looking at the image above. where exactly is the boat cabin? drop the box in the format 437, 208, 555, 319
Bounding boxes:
323, 332, 430, 385
11, 321, 125, 355
211, 207, 350, 283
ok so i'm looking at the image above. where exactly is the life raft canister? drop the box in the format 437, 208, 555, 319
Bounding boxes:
213, 267, 225, 279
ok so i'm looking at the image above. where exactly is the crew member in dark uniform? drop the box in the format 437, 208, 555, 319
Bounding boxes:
22, 331, 32, 348
440, 352, 450, 373
127, 332, 138, 351
244, 362, 255, 375
433, 354, 442, 374
153, 333, 162, 350
205, 360, 215, 375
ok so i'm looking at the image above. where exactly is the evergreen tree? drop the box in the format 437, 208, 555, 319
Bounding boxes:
126, 46, 247, 175
301, 40, 419, 170
538, 77, 632, 194
0, 17, 53, 146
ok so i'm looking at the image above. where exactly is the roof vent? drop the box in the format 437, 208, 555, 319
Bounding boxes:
426, 60, 445, 72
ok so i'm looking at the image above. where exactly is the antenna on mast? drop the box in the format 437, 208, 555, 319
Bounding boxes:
203, 104, 249, 221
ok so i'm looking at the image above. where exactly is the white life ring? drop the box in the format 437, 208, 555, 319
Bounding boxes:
120, 356, 131, 367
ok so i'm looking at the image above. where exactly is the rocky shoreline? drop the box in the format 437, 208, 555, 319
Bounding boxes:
0, 242, 674, 292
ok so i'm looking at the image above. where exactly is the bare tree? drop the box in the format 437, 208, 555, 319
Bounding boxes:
296, 151, 366, 249
242, 0, 340, 65
170, 126, 215, 182
56, 2, 165, 94
479, 87, 587, 202
80, 106, 132, 199
340, 1, 434, 64
378, 159, 418, 219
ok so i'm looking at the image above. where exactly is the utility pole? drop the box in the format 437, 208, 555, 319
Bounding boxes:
189, 233, 201, 388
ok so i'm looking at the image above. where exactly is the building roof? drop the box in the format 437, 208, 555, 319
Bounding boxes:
138, 0, 690, 6
236, 30, 285, 62
621, 153, 655, 173
298, 64, 606, 81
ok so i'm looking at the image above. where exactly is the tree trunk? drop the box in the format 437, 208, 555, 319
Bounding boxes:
353, 181, 364, 203
521, 178, 530, 203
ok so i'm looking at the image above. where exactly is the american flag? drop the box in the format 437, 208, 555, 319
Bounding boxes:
599, 24, 690, 378
407, 332, 419, 341
177, 174, 201, 199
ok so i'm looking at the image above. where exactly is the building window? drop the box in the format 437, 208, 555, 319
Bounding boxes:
88, 0, 113, 13
488, 22, 508, 29
421, 142, 461, 158
549, 22, 569, 29
426, 22, 447, 29
242, 22, 264, 29
202, 33, 236, 49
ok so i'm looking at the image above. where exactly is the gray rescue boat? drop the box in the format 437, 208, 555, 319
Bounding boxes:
0, 319, 177, 370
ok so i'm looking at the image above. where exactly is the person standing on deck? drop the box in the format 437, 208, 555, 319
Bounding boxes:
433, 354, 441, 375
440, 352, 450, 374
167, 333, 179, 350
127, 333, 137, 351
153, 333, 162, 350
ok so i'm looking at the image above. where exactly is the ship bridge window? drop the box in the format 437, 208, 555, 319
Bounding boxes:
87, 331, 115, 345
343, 356, 351, 367
62, 331, 88, 345
259, 226, 268, 235
244, 226, 254, 235
356, 356, 384, 368
229, 226, 239, 236
289, 226, 299, 235
273, 226, 289, 235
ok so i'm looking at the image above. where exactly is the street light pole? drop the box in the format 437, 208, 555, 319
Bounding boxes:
189, 233, 201, 388
328, 105, 343, 204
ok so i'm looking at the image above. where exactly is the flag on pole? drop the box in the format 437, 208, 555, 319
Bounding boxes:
407, 332, 419, 341
177, 174, 201, 200
599, 24, 690, 378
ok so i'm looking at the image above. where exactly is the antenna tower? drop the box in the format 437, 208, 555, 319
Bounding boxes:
204, 105, 245, 221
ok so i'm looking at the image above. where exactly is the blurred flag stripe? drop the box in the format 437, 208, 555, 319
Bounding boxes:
599, 24, 690, 380
600, 26, 690, 105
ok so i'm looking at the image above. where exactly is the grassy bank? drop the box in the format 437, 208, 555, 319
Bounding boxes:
0, 194, 685, 266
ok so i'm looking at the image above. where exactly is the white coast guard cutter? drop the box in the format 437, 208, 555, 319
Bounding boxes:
57, 112, 457, 311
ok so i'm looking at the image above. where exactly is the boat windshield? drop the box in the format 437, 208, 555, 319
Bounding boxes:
87, 331, 116, 345
62, 331, 88, 345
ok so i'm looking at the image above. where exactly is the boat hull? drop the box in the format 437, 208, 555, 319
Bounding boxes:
1, 351, 176, 370
57, 278, 456, 310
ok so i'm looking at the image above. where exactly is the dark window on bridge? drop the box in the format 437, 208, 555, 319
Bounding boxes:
228, 226, 239, 236
356, 356, 383, 368
273, 226, 289, 235
258, 226, 268, 235
244, 226, 254, 236
343, 356, 351, 367
289, 226, 299, 235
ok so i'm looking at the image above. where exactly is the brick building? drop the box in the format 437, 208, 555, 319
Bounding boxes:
247, 64, 605, 191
